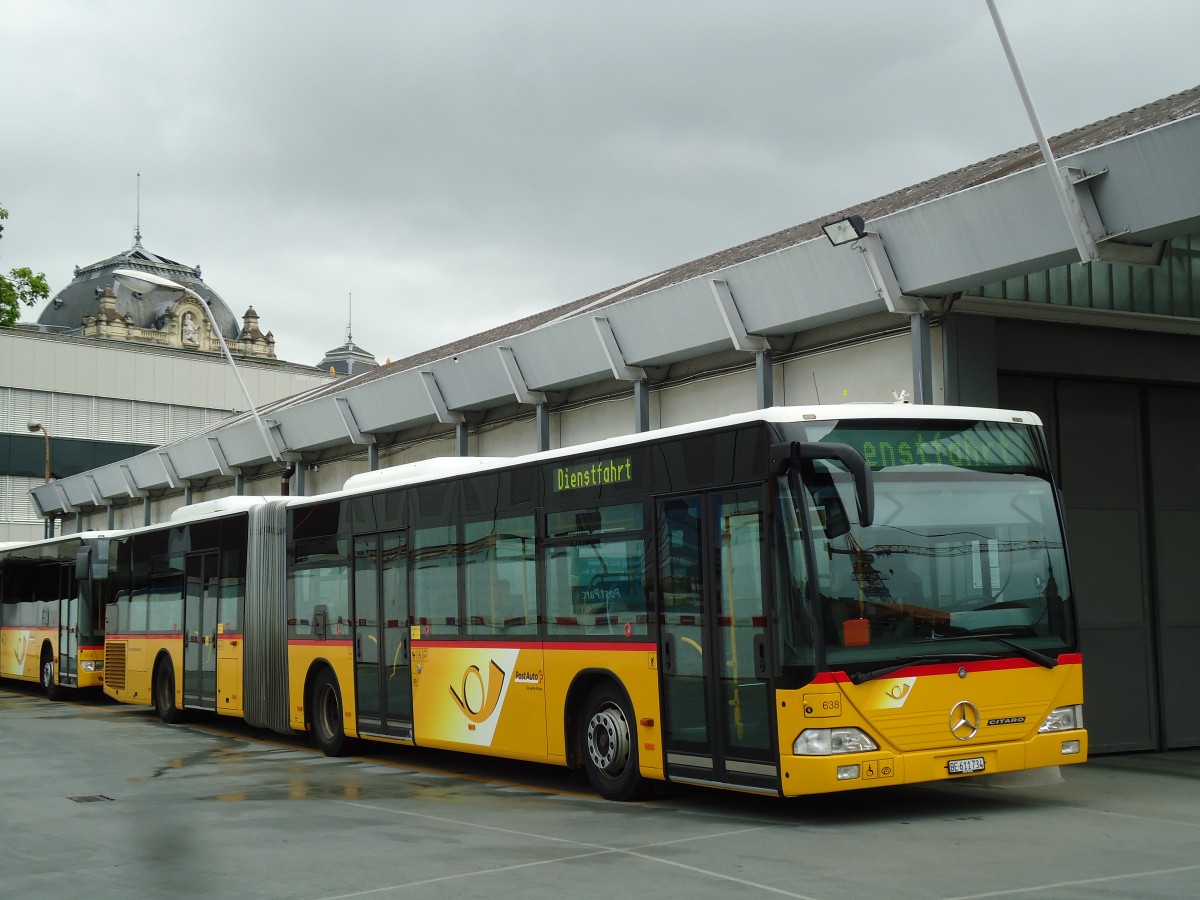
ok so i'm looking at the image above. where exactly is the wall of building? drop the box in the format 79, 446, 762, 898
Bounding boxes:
781, 331, 941, 406
963, 316, 1200, 755
1, 328, 334, 541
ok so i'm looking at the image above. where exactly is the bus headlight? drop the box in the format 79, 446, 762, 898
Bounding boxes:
81, 660, 105, 672
794, 727, 878, 756
1038, 704, 1083, 733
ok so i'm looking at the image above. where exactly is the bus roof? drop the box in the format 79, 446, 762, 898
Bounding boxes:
168, 495, 282, 524
289, 402, 1042, 509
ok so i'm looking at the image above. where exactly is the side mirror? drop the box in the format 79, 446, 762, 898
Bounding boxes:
770, 441, 874, 528
75, 546, 92, 581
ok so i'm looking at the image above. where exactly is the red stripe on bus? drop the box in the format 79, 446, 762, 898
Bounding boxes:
106, 632, 186, 640
819, 653, 1084, 682
288, 639, 354, 647
414, 640, 657, 652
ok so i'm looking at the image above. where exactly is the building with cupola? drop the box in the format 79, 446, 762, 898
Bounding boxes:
1, 232, 335, 541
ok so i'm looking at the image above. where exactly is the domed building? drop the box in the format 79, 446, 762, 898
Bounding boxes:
3, 230, 336, 542
317, 332, 379, 376
37, 233, 276, 359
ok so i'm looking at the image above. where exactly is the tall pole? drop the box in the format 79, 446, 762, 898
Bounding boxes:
28, 421, 52, 538
39, 427, 50, 484
985, 0, 1098, 264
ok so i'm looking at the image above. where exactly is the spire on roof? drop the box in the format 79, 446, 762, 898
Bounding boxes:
132, 172, 144, 250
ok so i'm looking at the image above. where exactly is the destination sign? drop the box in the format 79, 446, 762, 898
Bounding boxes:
553, 456, 634, 491
820, 422, 1042, 472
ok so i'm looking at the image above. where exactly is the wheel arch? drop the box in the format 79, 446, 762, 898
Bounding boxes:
302, 658, 340, 731
152, 648, 175, 679
563, 668, 630, 769
39, 641, 58, 695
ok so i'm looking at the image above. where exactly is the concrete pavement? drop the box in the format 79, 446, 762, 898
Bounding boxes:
2, 683, 1197, 899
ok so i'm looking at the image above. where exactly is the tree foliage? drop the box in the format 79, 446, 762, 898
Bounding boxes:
1, 205, 51, 328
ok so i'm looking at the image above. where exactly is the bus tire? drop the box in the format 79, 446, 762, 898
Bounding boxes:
153, 658, 185, 724
311, 668, 348, 757
40, 648, 61, 701
579, 682, 650, 801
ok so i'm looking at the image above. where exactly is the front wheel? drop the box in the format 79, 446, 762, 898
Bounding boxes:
41, 651, 61, 701
153, 659, 185, 724
311, 669, 348, 757
579, 682, 650, 801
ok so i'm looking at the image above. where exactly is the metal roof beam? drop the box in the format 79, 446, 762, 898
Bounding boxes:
158, 452, 180, 490
119, 464, 145, 499
497, 345, 547, 405
52, 482, 75, 514
334, 396, 375, 445
208, 437, 232, 477
420, 371, 465, 425
83, 474, 106, 508
710, 279, 769, 352
592, 316, 646, 381
855, 233, 927, 315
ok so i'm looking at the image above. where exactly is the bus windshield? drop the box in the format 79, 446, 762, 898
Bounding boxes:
775, 418, 1075, 680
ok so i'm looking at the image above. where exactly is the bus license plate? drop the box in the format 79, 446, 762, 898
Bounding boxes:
948, 756, 986, 775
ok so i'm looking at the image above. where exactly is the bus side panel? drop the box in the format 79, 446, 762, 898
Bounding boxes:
105, 636, 177, 707
216, 630, 244, 715
542, 643, 663, 779
1, 626, 55, 683
405, 640, 664, 777
411, 642, 547, 762
287, 640, 355, 734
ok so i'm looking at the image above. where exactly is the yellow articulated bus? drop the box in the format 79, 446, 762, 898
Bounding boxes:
99, 405, 1086, 800
0, 533, 116, 698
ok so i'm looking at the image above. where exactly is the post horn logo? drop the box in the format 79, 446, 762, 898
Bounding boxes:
949, 700, 980, 741
449, 659, 507, 724
885, 683, 911, 701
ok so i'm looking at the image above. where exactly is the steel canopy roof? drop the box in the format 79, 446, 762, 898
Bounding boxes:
31, 87, 1200, 515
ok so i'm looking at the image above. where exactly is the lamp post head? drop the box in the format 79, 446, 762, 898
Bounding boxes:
27, 420, 46, 435
822, 215, 868, 247
112, 268, 205, 303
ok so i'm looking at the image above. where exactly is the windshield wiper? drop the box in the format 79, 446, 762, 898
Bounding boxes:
918, 632, 1058, 669
849, 653, 993, 685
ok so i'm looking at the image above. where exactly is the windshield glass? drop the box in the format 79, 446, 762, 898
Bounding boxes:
775, 418, 1075, 678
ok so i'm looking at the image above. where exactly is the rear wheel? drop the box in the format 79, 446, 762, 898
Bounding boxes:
311, 669, 348, 757
41, 650, 61, 701
153, 658, 185, 724
579, 682, 650, 801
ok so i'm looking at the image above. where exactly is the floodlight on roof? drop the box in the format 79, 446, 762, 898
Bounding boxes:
822, 215, 868, 246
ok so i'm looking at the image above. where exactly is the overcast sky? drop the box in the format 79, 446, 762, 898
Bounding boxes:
2, 1, 1198, 369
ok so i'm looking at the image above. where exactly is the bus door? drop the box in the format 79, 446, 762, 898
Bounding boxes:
353, 532, 413, 740
656, 489, 777, 793
183, 551, 220, 710
58, 563, 79, 688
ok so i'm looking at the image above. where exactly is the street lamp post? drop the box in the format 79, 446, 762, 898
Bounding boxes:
110, 268, 280, 463
27, 420, 53, 537
27, 420, 50, 482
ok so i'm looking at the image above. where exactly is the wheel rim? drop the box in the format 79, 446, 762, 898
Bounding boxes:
42, 659, 53, 689
587, 702, 631, 776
